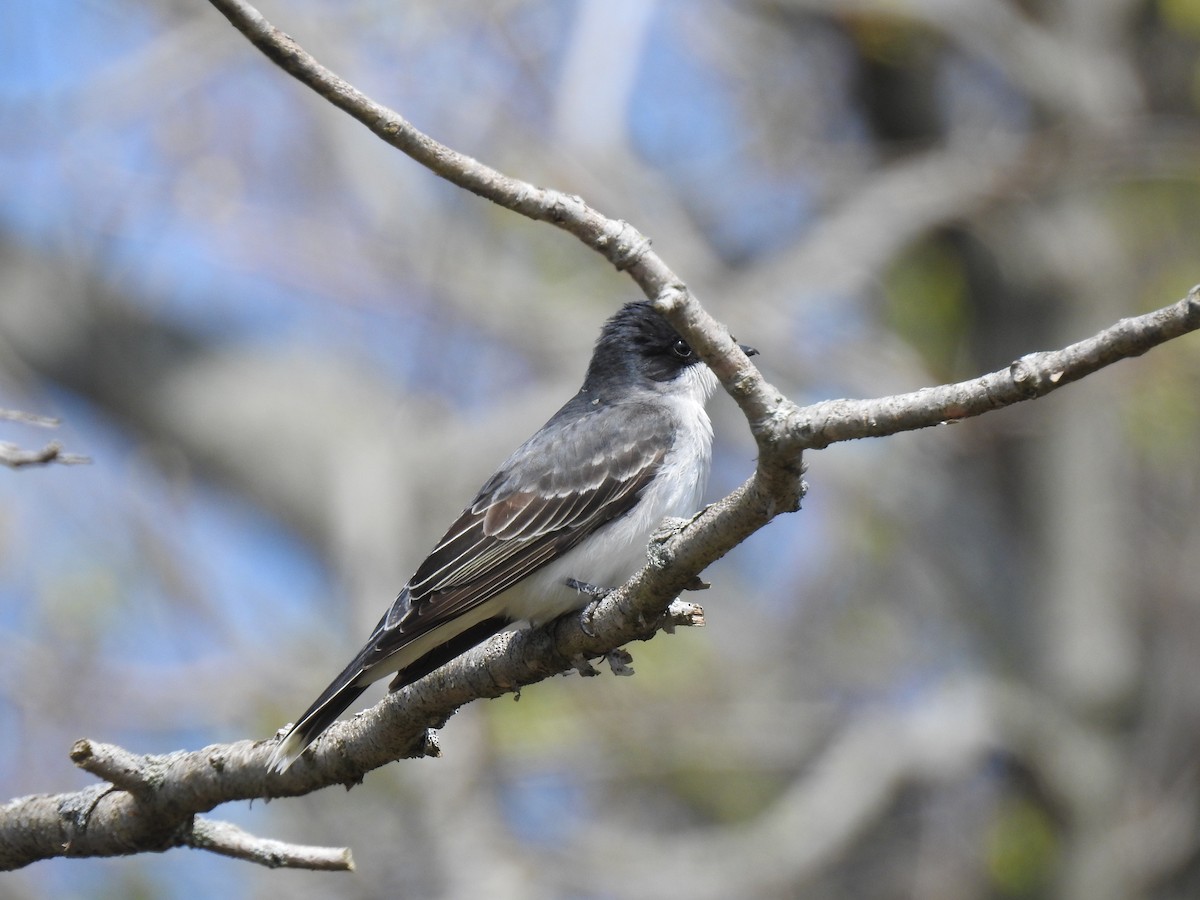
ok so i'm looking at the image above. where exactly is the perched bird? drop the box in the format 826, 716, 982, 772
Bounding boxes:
271, 301, 753, 771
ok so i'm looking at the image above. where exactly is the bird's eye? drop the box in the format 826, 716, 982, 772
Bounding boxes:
671, 339, 693, 359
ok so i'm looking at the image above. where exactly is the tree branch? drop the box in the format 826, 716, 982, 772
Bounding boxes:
0, 409, 89, 468
0, 599, 705, 871
185, 818, 354, 871
0, 408, 61, 427
795, 290, 1200, 448
0, 440, 89, 469
202, 0, 768, 429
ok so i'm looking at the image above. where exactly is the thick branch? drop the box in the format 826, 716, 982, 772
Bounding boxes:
0, 599, 705, 870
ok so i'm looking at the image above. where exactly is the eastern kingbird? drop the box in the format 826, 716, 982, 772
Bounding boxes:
271, 301, 753, 771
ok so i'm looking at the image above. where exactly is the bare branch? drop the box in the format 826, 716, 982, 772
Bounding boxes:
794, 289, 1200, 449
185, 818, 354, 872
0, 598, 707, 871
0, 408, 60, 427
202, 0, 768, 429
70, 740, 161, 798
0, 440, 90, 469
0, 772, 354, 873
0, 409, 89, 468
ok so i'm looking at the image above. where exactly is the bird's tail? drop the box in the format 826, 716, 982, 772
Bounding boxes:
268, 598, 511, 772
269, 656, 371, 773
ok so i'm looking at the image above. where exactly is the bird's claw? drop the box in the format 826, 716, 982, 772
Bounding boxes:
571, 654, 600, 677
566, 578, 612, 637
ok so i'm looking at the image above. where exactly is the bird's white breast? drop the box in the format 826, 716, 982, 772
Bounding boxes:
503, 366, 716, 624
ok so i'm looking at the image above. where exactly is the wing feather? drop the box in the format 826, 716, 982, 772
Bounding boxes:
395, 402, 669, 634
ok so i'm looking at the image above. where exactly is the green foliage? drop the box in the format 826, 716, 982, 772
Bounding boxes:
884, 240, 971, 379
986, 797, 1058, 897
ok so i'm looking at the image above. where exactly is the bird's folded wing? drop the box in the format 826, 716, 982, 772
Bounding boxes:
381, 401, 671, 640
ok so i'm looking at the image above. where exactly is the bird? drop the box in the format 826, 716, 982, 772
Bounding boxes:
270, 300, 754, 771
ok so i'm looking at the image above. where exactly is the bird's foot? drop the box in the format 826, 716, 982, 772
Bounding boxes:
571, 654, 600, 677
565, 578, 613, 637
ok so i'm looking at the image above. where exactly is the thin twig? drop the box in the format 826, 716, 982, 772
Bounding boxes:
0, 408, 60, 427
70, 741, 159, 798
186, 818, 354, 871
0, 441, 90, 469
793, 288, 1200, 449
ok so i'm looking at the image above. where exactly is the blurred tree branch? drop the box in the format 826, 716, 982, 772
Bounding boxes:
0, 408, 89, 468
1, 0, 1198, 875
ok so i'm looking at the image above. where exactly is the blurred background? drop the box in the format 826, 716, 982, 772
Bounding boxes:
3, 0, 1200, 897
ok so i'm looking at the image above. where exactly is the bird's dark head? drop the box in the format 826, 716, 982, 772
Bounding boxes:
583, 301, 702, 391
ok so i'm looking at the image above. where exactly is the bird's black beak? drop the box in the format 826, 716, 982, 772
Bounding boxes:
739, 343, 759, 358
